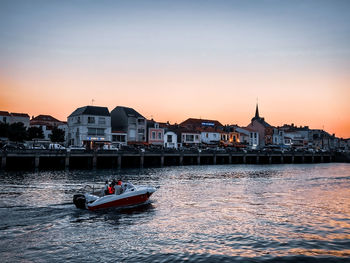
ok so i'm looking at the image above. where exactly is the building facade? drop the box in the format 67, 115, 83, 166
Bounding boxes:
0, 111, 30, 127
67, 106, 111, 148
111, 106, 147, 144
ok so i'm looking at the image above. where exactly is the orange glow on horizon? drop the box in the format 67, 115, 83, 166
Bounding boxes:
1, 70, 350, 138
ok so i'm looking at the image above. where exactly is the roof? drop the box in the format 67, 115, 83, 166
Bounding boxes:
251, 117, 272, 127
112, 106, 145, 118
10, 112, 30, 118
0, 111, 11, 116
180, 118, 223, 128
69, 106, 110, 117
31, 115, 62, 123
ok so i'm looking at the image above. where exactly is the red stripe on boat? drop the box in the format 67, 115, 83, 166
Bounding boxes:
88, 193, 152, 211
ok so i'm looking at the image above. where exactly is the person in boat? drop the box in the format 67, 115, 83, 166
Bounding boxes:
108, 181, 115, 195
103, 180, 109, 195
114, 181, 122, 195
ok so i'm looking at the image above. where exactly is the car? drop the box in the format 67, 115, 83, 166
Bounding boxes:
102, 144, 119, 151
67, 145, 86, 152
31, 145, 46, 149
48, 143, 66, 150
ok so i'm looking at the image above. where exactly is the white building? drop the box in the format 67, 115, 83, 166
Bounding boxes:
199, 128, 221, 146
272, 128, 285, 145
164, 131, 177, 149
181, 131, 201, 147
0, 111, 30, 128
67, 106, 111, 149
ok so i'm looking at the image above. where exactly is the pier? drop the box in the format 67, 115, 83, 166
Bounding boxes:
0, 149, 338, 170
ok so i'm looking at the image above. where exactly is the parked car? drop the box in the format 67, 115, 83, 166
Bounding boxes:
48, 143, 66, 150
31, 145, 46, 149
102, 144, 119, 151
67, 145, 86, 152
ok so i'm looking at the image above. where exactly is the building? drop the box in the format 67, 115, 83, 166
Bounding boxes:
272, 128, 285, 145
279, 124, 310, 148
0, 111, 30, 127
164, 130, 178, 149
198, 127, 221, 146
67, 106, 111, 148
147, 119, 164, 147
180, 118, 223, 130
111, 131, 128, 148
180, 129, 201, 147
111, 106, 147, 144
159, 122, 178, 149
30, 115, 66, 140
246, 104, 272, 148
0, 111, 11, 124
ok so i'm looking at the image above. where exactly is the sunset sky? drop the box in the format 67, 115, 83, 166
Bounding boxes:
1, 0, 350, 137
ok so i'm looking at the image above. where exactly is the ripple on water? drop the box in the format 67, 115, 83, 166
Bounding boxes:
0, 164, 350, 262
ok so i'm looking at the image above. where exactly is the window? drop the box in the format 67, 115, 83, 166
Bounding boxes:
206, 133, 208, 138
195, 135, 199, 140
88, 128, 104, 136
99, 117, 106, 125
129, 118, 136, 124
113, 135, 126, 142
88, 117, 95, 124
213, 134, 217, 138
138, 128, 144, 134
137, 119, 145, 125
185, 135, 194, 142
152, 131, 156, 139
167, 135, 172, 143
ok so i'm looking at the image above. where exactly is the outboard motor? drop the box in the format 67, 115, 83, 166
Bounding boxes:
73, 194, 86, 209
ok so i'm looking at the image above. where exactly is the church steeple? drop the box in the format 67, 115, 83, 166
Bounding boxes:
255, 103, 260, 118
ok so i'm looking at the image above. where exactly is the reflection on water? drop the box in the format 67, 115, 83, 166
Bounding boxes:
0, 163, 350, 262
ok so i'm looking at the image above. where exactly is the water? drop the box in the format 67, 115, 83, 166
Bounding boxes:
1, 164, 350, 262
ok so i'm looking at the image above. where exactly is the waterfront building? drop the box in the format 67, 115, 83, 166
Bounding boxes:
246, 104, 272, 147
30, 115, 66, 141
180, 129, 201, 147
279, 124, 310, 148
111, 130, 127, 148
234, 127, 250, 145
159, 122, 178, 149
111, 106, 147, 145
180, 118, 223, 130
272, 128, 285, 145
0, 111, 30, 128
67, 106, 111, 148
220, 130, 230, 146
0, 111, 11, 124
147, 119, 164, 147
164, 130, 178, 149
198, 127, 221, 146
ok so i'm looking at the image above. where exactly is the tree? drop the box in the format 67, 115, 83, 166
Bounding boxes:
27, 126, 44, 140
0, 122, 10, 138
8, 122, 27, 142
49, 127, 65, 142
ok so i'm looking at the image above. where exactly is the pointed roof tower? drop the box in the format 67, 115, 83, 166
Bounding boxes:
255, 103, 260, 118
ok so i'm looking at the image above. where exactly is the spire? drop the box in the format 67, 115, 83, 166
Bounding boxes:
255, 103, 259, 118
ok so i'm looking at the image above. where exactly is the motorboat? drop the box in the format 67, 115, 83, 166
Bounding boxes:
73, 182, 156, 211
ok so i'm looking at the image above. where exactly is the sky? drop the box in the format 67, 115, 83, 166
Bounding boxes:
1, 0, 350, 137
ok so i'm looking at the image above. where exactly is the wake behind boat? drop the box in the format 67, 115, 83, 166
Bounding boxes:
73, 181, 156, 211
